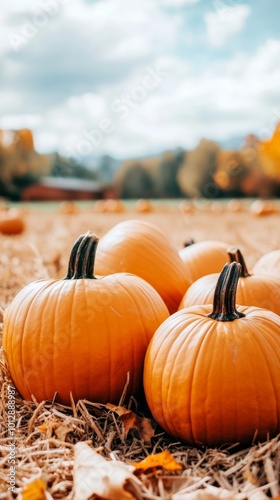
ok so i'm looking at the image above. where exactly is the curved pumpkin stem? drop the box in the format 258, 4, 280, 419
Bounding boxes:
207, 262, 246, 322
64, 231, 99, 280
227, 247, 251, 277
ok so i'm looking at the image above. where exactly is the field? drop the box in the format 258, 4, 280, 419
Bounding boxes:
1, 199, 280, 499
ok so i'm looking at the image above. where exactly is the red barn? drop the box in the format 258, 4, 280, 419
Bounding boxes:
21, 176, 117, 201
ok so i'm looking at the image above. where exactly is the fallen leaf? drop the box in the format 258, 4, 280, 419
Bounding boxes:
36, 416, 73, 442
73, 441, 141, 500
37, 422, 48, 432
243, 468, 258, 485
106, 403, 130, 417
132, 450, 182, 472
54, 421, 74, 442
21, 478, 51, 500
106, 403, 154, 444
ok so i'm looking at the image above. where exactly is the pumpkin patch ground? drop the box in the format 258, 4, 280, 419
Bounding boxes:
0, 200, 280, 499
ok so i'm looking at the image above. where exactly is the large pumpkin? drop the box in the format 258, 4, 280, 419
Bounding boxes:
144, 262, 280, 447
179, 247, 280, 315
94, 220, 191, 313
3, 232, 169, 405
179, 240, 230, 284
253, 249, 280, 278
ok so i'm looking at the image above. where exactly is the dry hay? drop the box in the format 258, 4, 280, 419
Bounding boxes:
0, 203, 280, 499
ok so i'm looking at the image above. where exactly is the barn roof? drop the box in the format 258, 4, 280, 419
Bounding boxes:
38, 176, 105, 192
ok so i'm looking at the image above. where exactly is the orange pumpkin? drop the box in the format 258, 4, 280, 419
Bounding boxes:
226, 199, 245, 212
0, 209, 25, 235
249, 199, 276, 216
134, 199, 154, 213
93, 200, 107, 212
179, 247, 280, 315
144, 262, 280, 447
179, 240, 230, 284
95, 220, 191, 313
3, 232, 169, 405
58, 201, 80, 215
253, 249, 280, 278
104, 199, 125, 213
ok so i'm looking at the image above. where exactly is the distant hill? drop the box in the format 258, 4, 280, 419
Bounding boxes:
218, 136, 245, 150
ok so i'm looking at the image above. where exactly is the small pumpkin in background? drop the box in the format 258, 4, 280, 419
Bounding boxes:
226, 199, 245, 212
58, 201, 80, 215
134, 199, 154, 213
179, 247, 280, 315
249, 199, 276, 216
94, 219, 191, 313
3, 232, 169, 405
104, 199, 125, 213
144, 262, 280, 447
93, 200, 107, 213
253, 249, 280, 278
179, 240, 230, 284
0, 209, 25, 235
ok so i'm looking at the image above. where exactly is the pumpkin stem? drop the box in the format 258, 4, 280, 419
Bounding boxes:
227, 247, 251, 277
64, 231, 99, 280
207, 262, 246, 321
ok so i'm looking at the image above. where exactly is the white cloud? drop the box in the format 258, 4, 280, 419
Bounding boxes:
1, 1, 279, 160
24, 38, 280, 159
158, 0, 200, 6
78, 0, 181, 62
205, 4, 251, 48
0, 114, 42, 130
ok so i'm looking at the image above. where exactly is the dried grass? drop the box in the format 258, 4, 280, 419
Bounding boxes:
0, 205, 280, 499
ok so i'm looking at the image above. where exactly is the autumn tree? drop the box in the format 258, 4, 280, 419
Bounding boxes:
117, 163, 156, 199
156, 150, 184, 198
177, 139, 221, 198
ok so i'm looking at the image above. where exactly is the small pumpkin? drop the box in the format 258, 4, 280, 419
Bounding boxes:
134, 199, 154, 213
226, 199, 245, 212
253, 249, 280, 279
93, 200, 107, 212
179, 247, 280, 315
144, 262, 280, 447
0, 209, 25, 235
58, 201, 80, 215
249, 199, 276, 216
104, 199, 125, 213
94, 220, 191, 313
3, 232, 169, 405
179, 240, 230, 284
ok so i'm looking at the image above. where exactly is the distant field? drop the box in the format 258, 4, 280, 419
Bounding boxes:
1, 199, 279, 307
8, 197, 273, 212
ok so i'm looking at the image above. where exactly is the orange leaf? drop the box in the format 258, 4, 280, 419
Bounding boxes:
243, 468, 258, 485
106, 404, 154, 444
37, 423, 47, 432
21, 478, 47, 500
131, 450, 183, 472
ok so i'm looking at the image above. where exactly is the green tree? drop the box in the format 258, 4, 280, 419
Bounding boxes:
156, 149, 185, 197
118, 163, 156, 199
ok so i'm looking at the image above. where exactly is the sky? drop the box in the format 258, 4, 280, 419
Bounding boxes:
0, 0, 280, 160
